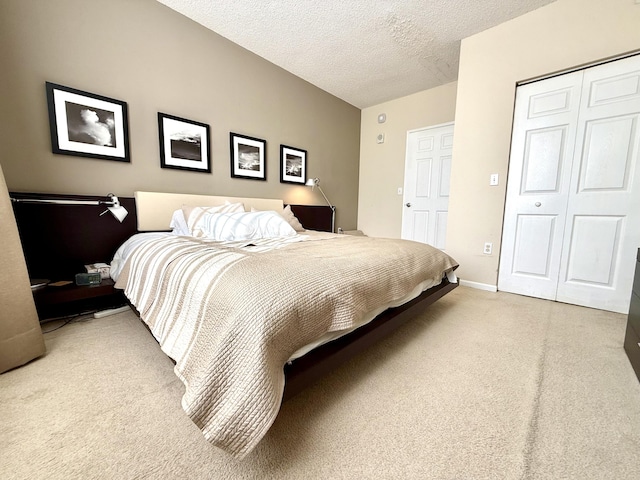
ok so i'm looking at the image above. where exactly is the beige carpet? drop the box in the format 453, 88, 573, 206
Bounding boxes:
1, 286, 639, 479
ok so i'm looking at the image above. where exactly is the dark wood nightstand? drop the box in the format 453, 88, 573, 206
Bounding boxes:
32, 279, 126, 320
624, 248, 640, 382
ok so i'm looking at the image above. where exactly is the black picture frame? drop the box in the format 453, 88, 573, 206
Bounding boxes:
280, 144, 307, 184
45, 82, 130, 162
230, 132, 267, 181
158, 113, 211, 173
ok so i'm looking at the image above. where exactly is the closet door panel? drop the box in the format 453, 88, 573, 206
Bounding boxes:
580, 116, 635, 191
498, 72, 583, 299
557, 55, 640, 313
564, 215, 622, 285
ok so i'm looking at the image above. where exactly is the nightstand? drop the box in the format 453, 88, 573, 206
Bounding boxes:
32, 278, 126, 320
624, 248, 640, 382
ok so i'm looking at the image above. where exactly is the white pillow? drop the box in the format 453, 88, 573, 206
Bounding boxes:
281, 205, 305, 231
201, 210, 296, 241
169, 209, 190, 236
184, 202, 245, 238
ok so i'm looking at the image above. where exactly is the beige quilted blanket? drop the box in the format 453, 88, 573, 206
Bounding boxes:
114, 232, 457, 458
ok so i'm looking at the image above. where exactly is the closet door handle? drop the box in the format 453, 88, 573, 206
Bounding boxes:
535, 202, 542, 207
406, 203, 412, 207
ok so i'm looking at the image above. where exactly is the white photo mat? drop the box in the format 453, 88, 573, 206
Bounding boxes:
159, 113, 210, 173
46, 82, 130, 162
230, 132, 266, 180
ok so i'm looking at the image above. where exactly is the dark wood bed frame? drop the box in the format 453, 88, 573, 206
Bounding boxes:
11, 192, 457, 400
282, 277, 456, 400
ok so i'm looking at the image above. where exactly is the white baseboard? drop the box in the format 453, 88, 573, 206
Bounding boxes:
459, 279, 498, 292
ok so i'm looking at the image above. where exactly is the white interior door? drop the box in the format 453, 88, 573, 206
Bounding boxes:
401, 123, 454, 249
499, 54, 640, 313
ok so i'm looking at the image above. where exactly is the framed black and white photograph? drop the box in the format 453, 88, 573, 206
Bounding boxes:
45, 82, 130, 162
158, 113, 211, 173
230, 132, 266, 181
280, 144, 306, 184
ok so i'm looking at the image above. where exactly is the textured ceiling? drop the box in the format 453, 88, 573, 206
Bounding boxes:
156, 0, 556, 108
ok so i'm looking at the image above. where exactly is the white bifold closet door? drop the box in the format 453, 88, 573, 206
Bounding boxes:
499, 54, 640, 314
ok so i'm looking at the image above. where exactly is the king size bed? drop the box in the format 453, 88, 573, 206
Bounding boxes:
101, 191, 458, 458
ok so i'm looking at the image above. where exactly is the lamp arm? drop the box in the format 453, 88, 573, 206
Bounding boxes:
11, 193, 119, 207
11, 198, 101, 206
316, 185, 334, 210
11, 194, 128, 222
317, 185, 336, 233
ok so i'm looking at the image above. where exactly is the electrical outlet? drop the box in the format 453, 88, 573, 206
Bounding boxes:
483, 242, 492, 255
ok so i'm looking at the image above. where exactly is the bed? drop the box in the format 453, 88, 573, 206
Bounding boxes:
109, 191, 459, 458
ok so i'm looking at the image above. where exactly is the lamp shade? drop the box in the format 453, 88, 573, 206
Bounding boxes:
107, 205, 128, 222
106, 194, 128, 222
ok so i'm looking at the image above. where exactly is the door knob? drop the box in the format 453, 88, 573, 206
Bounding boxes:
406, 203, 412, 207
535, 202, 541, 207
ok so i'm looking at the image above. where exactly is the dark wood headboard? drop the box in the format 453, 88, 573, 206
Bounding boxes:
288, 204, 333, 233
9, 193, 332, 283
10, 192, 137, 282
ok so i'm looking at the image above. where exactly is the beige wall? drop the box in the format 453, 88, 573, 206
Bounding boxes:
358, 82, 457, 238
0, 0, 360, 230
448, 0, 640, 287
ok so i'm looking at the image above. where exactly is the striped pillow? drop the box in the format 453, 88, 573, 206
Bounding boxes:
183, 202, 245, 238
201, 211, 296, 241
